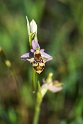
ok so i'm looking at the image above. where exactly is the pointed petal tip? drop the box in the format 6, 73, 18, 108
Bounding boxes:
20, 52, 30, 60
20, 56, 26, 61
31, 19, 36, 23
30, 19, 37, 25
26, 16, 28, 19
41, 51, 53, 62
26, 16, 29, 22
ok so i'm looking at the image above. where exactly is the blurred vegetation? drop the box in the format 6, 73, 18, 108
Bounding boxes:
0, 0, 83, 124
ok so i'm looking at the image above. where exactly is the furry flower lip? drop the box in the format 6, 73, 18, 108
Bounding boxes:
20, 40, 53, 74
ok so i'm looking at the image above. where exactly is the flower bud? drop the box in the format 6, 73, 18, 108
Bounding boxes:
30, 19, 37, 34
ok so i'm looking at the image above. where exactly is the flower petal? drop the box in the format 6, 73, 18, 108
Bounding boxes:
41, 51, 53, 62
48, 80, 63, 93
30, 19, 37, 33
20, 52, 34, 61
40, 49, 44, 52
32, 40, 40, 50
20, 52, 30, 60
48, 83, 63, 93
26, 16, 30, 35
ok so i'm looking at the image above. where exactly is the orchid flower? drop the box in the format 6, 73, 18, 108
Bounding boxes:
21, 17, 53, 74
20, 40, 53, 74
40, 73, 63, 97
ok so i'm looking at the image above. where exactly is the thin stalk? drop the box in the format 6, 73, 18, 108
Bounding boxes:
33, 91, 42, 124
32, 68, 37, 93
33, 102, 41, 124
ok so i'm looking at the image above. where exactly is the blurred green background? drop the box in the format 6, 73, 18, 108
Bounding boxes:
0, 0, 83, 124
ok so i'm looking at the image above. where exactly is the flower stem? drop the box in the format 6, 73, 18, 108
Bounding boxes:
33, 91, 42, 124
33, 102, 41, 124
32, 68, 37, 93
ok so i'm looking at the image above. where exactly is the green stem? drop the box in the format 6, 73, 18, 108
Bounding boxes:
33, 102, 41, 124
33, 92, 42, 124
32, 68, 36, 93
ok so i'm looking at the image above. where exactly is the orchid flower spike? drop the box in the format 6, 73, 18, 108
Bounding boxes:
21, 17, 53, 74
20, 40, 53, 74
